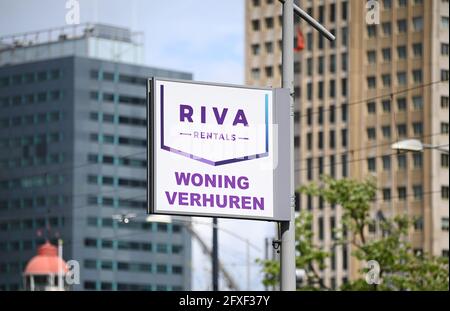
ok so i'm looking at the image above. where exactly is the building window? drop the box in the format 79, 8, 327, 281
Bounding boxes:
330, 155, 336, 177
382, 155, 391, 171
441, 69, 449, 81
252, 0, 260, 6
413, 96, 423, 110
342, 154, 348, 177
441, 16, 449, 29
398, 0, 407, 7
318, 33, 324, 50
307, 33, 313, 51
397, 124, 407, 137
342, 52, 348, 71
442, 218, 449, 231
307, 107, 312, 125
307, 132, 313, 150
442, 43, 449, 56
413, 122, 423, 136
367, 76, 376, 89
341, 129, 348, 147
441, 153, 449, 168
294, 61, 301, 74
413, 43, 423, 57
251, 68, 260, 80
329, 130, 336, 149
342, 103, 348, 122
265, 17, 274, 29
442, 186, 449, 199
342, 27, 348, 46
383, 188, 391, 201
382, 48, 391, 62
265, 41, 273, 53
265, 66, 273, 78
367, 50, 377, 64
397, 154, 407, 169
251, 44, 260, 55
367, 127, 376, 140
329, 105, 336, 123
397, 19, 407, 33
413, 185, 423, 200
367, 25, 377, 38
342, 1, 348, 20
441, 96, 449, 109
414, 217, 424, 231
412, 16, 423, 31
329, 54, 336, 73
397, 45, 407, 59
307, 83, 313, 100
413, 69, 422, 83
382, 74, 391, 87
307, 158, 313, 180
442, 122, 449, 134
318, 132, 324, 149
382, 100, 391, 112
413, 153, 423, 168
318, 56, 324, 74
397, 72, 407, 85
318, 157, 324, 176
329, 3, 336, 23
251, 19, 260, 31
342, 78, 348, 96
368, 158, 376, 172
318, 81, 324, 99
318, 107, 324, 124
382, 126, 391, 139
367, 102, 377, 114
329, 80, 336, 98
397, 97, 407, 111
398, 187, 407, 200
318, 217, 324, 240
382, 22, 392, 35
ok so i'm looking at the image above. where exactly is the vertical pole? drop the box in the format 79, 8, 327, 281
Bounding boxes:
212, 217, 219, 291
246, 240, 250, 290
58, 238, 63, 291
281, 0, 296, 291
264, 237, 269, 291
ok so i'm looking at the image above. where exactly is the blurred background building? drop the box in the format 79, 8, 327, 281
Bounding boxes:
245, 0, 449, 289
0, 23, 192, 291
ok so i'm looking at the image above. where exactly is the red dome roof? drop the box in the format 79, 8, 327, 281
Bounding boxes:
24, 241, 68, 275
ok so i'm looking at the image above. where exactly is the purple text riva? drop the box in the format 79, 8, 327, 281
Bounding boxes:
179, 105, 249, 126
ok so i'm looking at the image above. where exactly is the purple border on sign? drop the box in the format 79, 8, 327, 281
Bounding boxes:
160, 84, 269, 166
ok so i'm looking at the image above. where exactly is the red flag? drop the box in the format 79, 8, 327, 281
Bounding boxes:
294, 27, 305, 52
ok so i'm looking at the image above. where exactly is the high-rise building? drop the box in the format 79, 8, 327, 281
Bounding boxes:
246, 0, 449, 289
0, 24, 192, 291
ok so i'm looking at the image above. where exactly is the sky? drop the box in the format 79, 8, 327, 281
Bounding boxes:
0, 0, 276, 290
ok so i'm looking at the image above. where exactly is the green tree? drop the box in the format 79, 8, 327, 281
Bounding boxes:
257, 176, 449, 291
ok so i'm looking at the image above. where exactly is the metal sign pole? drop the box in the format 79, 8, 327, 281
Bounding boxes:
280, 0, 335, 291
280, 0, 296, 291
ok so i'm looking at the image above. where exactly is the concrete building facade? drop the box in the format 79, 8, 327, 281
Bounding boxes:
245, 0, 449, 289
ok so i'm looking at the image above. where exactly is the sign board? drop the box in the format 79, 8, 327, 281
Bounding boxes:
147, 78, 290, 221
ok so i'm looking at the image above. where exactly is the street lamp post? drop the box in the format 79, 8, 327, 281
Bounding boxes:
212, 217, 219, 291
280, 0, 335, 291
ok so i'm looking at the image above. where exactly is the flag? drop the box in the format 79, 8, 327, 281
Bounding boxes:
294, 27, 305, 52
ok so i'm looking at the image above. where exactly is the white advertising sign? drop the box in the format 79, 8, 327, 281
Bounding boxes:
148, 78, 290, 221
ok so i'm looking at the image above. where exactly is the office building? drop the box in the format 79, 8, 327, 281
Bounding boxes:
0, 24, 192, 291
245, 0, 449, 288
